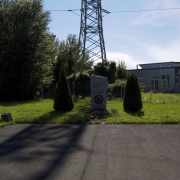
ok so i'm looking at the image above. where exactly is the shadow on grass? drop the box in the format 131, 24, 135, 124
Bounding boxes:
125, 110, 145, 117
0, 123, 88, 180
15, 108, 91, 124
2, 98, 92, 124
0, 100, 41, 107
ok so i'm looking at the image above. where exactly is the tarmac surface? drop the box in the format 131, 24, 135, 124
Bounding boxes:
0, 124, 180, 180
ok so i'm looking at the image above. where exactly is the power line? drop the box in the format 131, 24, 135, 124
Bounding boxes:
48, 9, 80, 12
68, 10, 80, 16
110, 7, 180, 13
49, 9, 81, 16
48, 7, 180, 16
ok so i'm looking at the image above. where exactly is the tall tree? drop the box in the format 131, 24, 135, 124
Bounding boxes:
93, 60, 109, 77
117, 60, 127, 80
0, 0, 57, 101
53, 65, 74, 112
108, 61, 116, 84
54, 34, 78, 82
123, 73, 142, 112
53, 34, 92, 82
93, 60, 117, 83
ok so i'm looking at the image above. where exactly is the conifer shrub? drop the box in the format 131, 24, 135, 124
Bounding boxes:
123, 73, 142, 112
53, 66, 74, 112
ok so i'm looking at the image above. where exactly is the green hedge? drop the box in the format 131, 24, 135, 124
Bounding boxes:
107, 80, 126, 98
68, 73, 90, 97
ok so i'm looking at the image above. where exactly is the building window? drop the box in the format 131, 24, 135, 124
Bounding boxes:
151, 79, 158, 90
161, 75, 170, 87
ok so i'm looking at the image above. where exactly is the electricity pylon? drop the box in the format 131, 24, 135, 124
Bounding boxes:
75, 0, 107, 72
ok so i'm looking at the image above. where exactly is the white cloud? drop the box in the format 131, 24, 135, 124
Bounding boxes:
145, 41, 180, 62
106, 51, 140, 69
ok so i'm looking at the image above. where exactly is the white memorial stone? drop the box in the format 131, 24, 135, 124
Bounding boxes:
90, 75, 107, 110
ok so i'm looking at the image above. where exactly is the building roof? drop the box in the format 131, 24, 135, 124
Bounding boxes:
138, 61, 180, 67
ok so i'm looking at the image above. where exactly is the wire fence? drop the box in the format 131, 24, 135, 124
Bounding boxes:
136, 77, 180, 103
141, 91, 180, 104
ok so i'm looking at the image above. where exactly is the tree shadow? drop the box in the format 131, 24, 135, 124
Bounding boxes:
0, 123, 88, 180
16, 108, 91, 124
125, 110, 145, 117
0, 100, 40, 107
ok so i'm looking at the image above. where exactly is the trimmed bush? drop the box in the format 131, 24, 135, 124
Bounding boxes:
123, 73, 142, 112
53, 66, 74, 112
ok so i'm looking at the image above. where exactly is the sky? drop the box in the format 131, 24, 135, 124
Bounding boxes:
43, 0, 180, 69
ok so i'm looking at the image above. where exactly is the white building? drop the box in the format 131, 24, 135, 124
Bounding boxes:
128, 62, 180, 92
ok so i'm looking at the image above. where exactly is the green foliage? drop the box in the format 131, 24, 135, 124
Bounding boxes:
108, 61, 116, 83
107, 80, 126, 98
54, 34, 91, 82
94, 60, 117, 83
68, 72, 90, 97
0, 0, 57, 101
93, 60, 109, 77
53, 66, 74, 112
54, 34, 78, 81
123, 73, 142, 112
93, 60, 128, 84
117, 60, 127, 80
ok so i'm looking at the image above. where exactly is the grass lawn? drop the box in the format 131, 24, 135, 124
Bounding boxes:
0, 92, 180, 127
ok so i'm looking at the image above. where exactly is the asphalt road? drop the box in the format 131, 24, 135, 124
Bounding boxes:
0, 124, 180, 180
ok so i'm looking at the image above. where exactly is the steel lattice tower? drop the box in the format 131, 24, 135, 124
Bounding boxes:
76, 0, 107, 71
